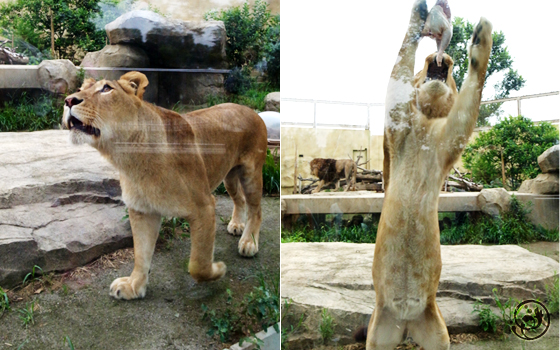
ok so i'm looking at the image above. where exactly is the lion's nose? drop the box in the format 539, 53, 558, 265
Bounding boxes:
65, 97, 83, 108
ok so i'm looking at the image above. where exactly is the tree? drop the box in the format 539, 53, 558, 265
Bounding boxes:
0, 0, 107, 64
462, 116, 558, 190
446, 18, 526, 125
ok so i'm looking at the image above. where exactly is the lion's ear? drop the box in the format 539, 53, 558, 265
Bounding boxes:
119, 71, 149, 100
79, 78, 96, 91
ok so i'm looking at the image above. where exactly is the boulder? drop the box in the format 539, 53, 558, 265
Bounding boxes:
538, 145, 559, 174
37, 59, 78, 94
477, 188, 511, 217
105, 10, 227, 69
80, 44, 149, 68
265, 92, 280, 112
518, 173, 559, 194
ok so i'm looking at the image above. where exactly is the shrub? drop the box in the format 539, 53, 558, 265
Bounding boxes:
263, 15, 280, 88
0, 93, 62, 132
204, 0, 274, 68
224, 66, 252, 95
462, 116, 558, 190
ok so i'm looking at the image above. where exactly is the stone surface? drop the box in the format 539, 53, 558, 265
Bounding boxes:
0, 200, 131, 287
265, 92, 280, 112
477, 188, 511, 217
538, 145, 559, 174
518, 173, 559, 194
281, 242, 558, 346
37, 59, 78, 94
0, 130, 127, 288
106, 10, 227, 69
0, 130, 120, 208
80, 44, 150, 68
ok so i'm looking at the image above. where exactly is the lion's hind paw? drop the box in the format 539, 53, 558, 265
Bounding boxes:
110, 277, 146, 300
238, 235, 259, 257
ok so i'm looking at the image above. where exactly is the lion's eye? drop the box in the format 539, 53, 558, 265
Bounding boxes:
101, 84, 113, 93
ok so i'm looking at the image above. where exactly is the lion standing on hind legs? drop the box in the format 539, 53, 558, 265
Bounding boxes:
366, 1, 492, 349
62, 71, 267, 300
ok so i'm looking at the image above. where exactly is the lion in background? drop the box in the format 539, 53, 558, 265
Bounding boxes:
63, 71, 268, 300
309, 158, 357, 193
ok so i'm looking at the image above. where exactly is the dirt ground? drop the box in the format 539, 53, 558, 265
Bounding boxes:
0, 195, 280, 350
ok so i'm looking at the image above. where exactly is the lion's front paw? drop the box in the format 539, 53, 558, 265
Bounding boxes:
469, 17, 493, 68
227, 221, 245, 236
110, 277, 147, 300
238, 235, 259, 257
190, 262, 227, 282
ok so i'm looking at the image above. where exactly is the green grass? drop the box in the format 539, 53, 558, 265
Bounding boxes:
0, 286, 10, 317
17, 301, 35, 328
319, 308, 335, 343
206, 81, 277, 112
282, 224, 378, 243
472, 299, 499, 333
0, 92, 63, 132
281, 299, 304, 350
201, 270, 279, 344
545, 275, 559, 316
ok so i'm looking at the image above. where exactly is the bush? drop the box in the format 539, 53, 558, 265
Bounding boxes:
224, 67, 252, 95
263, 15, 280, 88
0, 93, 62, 132
204, 0, 273, 68
462, 116, 558, 190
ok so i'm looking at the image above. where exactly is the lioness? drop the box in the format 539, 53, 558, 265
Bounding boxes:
63, 72, 268, 300
366, 1, 492, 349
309, 158, 357, 193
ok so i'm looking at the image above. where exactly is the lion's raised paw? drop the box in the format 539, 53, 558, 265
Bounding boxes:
110, 276, 146, 300
227, 221, 245, 236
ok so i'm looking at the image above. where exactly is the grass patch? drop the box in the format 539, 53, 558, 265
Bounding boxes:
282, 224, 377, 243
280, 299, 304, 350
206, 81, 277, 112
545, 275, 559, 316
17, 301, 36, 328
319, 308, 335, 343
201, 270, 279, 345
0, 92, 63, 132
0, 286, 10, 317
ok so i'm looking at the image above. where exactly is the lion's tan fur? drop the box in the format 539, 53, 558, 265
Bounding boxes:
63, 72, 268, 300
367, 1, 492, 349
309, 158, 357, 193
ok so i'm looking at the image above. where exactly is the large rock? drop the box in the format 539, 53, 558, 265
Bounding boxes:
105, 10, 227, 69
265, 92, 280, 112
0, 200, 131, 288
281, 242, 558, 346
37, 59, 78, 94
538, 145, 559, 174
477, 188, 511, 217
518, 173, 559, 194
81, 44, 149, 68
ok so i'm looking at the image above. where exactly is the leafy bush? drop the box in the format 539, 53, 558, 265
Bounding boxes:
462, 116, 558, 190
263, 15, 280, 88
440, 196, 558, 245
319, 308, 335, 343
0, 93, 63, 132
224, 67, 252, 95
472, 299, 498, 333
204, 0, 274, 68
206, 80, 277, 112
263, 148, 280, 195
282, 221, 378, 243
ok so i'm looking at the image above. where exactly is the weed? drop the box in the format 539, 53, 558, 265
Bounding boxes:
282, 223, 378, 244
23, 265, 43, 286
64, 336, 75, 350
17, 301, 36, 328
16, 339, 29, 350
545, 274, 559, 316
0, 92, 63, 132
281, 299, 304, 350
122, 207, 129, 221
319, 308, 335, 343
202, 303, 239, 342
0, 286, 10, 316
472, 299, 499, 333
492, 288, 521, 333
262, 148, 280, 195
219, 216, 232, 225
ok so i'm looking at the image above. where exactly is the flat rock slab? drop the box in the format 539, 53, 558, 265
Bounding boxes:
0, 130, 120, 208
281, 242, 559, 346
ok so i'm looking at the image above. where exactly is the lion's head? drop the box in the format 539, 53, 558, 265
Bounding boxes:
413, 52, 458, 119
62, 71, 149, 147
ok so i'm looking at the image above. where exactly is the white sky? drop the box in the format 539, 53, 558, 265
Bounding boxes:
280, 0, 560, 133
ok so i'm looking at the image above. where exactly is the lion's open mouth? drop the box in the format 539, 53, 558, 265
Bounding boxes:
425, 57, 449, 83
69, 116, 100, 137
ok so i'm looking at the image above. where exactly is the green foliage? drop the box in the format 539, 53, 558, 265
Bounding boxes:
319, 308, 335, 343
447, 18, 525, 125
282, 220, 378, 244
0, 0, 107, 64
204, 0, 274, 68
64, 336, 75, 350
281, 299, 304, 350
17, 301, 35, 328
462, 116, 558, 190
545, 275, 559, 316
0, 93, 63, 132
492, 288, 520, 333
440, 196, 558, 245
0, 286, 9, 317
202, 271, 279, 344
206, 81, 277, 112
23, 265, 43, 286
224, 66, 252, 95
263, 15, 280, 88
263, 149, 280, 195
472, 299, 499, 333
